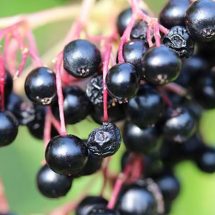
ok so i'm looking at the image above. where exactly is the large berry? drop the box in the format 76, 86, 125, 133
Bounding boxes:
143, 45, 182, 85
123, 121, 160, 154
186, 0, 215, 42
63, 39, 101, 78
87, 123, 121, 158
76, 196, 108, 215
25, 67, 56, 105
106, 63, 140, 101
0, 111, 18, 147
159, 0, 190, 28
45, 135, 88, 176
127, 85, 164, 128
36, 164, 72, 198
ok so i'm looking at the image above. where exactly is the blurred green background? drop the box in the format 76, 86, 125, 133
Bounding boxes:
0, 0, 215, 214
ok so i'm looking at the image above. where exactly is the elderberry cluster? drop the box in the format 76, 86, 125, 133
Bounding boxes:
0, 0, 215, 215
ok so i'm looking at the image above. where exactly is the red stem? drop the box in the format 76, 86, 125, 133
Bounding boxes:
102, 43, 112, 122
55, 52, 67, 136
44, 107, 52, 147
0, 56, 5, 111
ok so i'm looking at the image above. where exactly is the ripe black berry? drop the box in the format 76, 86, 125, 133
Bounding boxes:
186, 0, 215, 42
159, 0, 190, 28
156, 174, 180, 202
24, 67, 56, 105
3, 70, 13, 99
63, 39, 101, 78
45, 135, 88, 176
126, 85, 164, 128
52, 86, 92, 124
130, 20, 148, 41
143, 45, 182, 85
36, 164, 72, 198
116, 8, 132, 36
0, 111, 18, 147
195, 146, 215, 173
106, 63, 140, 101
117, 184, 157, 215
123, 39, 148, 73
163, 107, 196, 143
76, 196, 108, 215
163, 26, 194, 58
123, 121, 160, 154
86, 122, 121, 158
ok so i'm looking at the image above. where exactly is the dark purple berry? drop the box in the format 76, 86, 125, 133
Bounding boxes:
159, 0, 190, 28
36, 164, 72, 198
86, 122, 121, 158
130, 20, 148, 41
163, 107, 196, 143
123, 39, 148, 74
116, 8, 132, 36
63, 39, 101, 78
123, 121, 160, 154
126, 85, 164, 128
0, 111, 18, 147
45, 135, 88, 176
24, 67, 56, 105
106, 63, 140, 101
143, 45, 182, 85
163, 26, 194, 58
186, 0, 215, 42
76, 196, 108, 215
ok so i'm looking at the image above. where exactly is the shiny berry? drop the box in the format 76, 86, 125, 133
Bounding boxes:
130, 20, 148, 41
143, 45, 182, 85
0, 111, 18, 147
127, 85, 164, 128
156, 174, 180, 202
116, 8, 132, 36
163, 107, 196, 143
36, 164, 72, 198
24, 67, 56, 105
186, 0, 215, 42
52, 86, 91, 124
195, 146, 215, 173
117, 184, 157, 215
63, 39, 101, 78
163, 26, 194, 58
45, 135, 88, 176
123, 121, 160, 154
87, 122, 121, 158
76, 196, 108, 215
123, 39, 148, 73
159, 0, 190, 28
106, 63, 140, 101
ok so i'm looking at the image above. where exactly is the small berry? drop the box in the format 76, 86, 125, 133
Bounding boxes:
24, 67, 56, 105
36, 164, 72, 198
126, 85, 164, 128
76, 196, 108, 215
87, 122, 121, 158
45, 135, 88, 176
106, 63, 140, 101
0, 111, 18, 147
163, 107, 196, 143
143, 45, 182, 85
123, 121, 160, 154
186, 0, 215, 42
63, 39, 101, 78
130, 20, 148, 41
163, 26, 194, 58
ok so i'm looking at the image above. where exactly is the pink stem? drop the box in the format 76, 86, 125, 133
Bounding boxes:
102, 44, 112, 122
147, 24, 153, 47
0, 179, 9, 214
0, 56, 5, 111
55, 52, 67, 136
50, 113, 64, 136
44, 107, 52, 147
164, 83, 187, 96
154, 22, 161, 47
